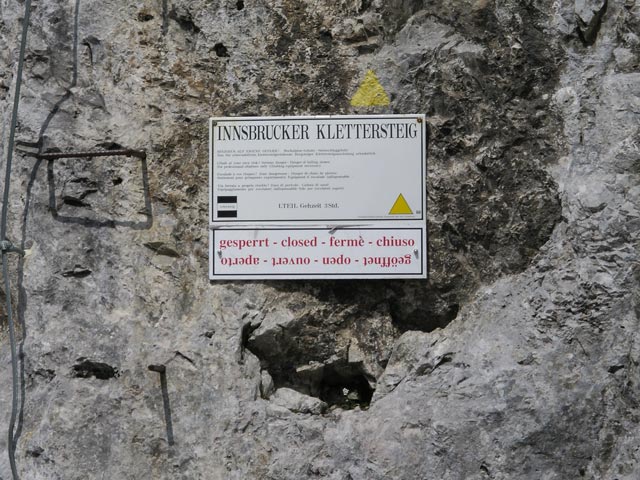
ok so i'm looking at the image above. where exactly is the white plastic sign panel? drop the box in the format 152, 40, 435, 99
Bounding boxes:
209, 227, 426, 280
209, 115, 426, 224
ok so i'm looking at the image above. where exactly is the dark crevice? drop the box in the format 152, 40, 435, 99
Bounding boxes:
34, 369, 56, 381
239, 321, 260, 363
319, 29, 332, 41
62, 195, 90, 207
144, 242, 180, 257
214, 42, 230, 57
315, 363, 374, 409
415, 353, 454, 376
137, 11, 154, 22
247, 337, 375, 409
202, 330, 215, 339
169, 6, 200, 33
26, 447, 44, 458
236, 0, 244, 10
389, 293, 460, 333
96, 141, 124, 151
72, 358, 119, 380
61, 266, 92, 278
174, 350, 195, 366
576, 0, 608, 46
358, 0, 372, 13
69, 178, 97, 187
357, 43, 379, 55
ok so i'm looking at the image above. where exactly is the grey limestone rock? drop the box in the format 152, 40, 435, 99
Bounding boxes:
0, 0, 638, 479
271, 387, 328, 415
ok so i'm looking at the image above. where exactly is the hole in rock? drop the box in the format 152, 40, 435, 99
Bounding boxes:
357, 44, 378, 55
236, 0, 244, 10
96, 141, 124, 150
359, 0, 372, 12
137, 12, 154, 22
315, 363, 374, 409
214, 43, 230, 57
608, 365, 625, 374
61, 266, 92, 278
26, 447, 44, 458
62, 196, 90, 208
72, 358, 119, 380
257, 355, 375, 410
168, 7, 200, 33
319, 29, 332, 41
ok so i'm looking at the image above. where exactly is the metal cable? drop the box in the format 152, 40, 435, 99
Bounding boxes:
1, 1, 32, 479
2, 255, 19, 480
1, 0, 32, 239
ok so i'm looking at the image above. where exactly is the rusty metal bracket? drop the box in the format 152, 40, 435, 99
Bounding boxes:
147, 364, 166, 374
0, 240, 24, 256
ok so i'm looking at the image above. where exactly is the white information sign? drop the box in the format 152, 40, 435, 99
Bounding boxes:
208, 114, 428, 280
210, 228, 425, 279
210, 115, 426, 224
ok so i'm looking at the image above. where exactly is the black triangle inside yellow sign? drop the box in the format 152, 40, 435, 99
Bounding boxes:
389, 194, 413, 215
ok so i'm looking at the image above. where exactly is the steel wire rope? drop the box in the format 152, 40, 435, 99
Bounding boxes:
1, 1, 32, 479
2, 5, 81, 479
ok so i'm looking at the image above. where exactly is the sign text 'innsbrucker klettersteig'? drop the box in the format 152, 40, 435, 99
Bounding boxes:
209, 115, 427, 280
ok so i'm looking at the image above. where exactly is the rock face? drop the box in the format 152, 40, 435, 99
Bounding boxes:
0, 0, 637, 479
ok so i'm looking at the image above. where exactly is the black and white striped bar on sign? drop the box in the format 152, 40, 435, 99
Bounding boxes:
216, 196, 237, 218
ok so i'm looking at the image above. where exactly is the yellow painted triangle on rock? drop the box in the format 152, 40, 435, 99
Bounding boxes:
350, 70, 390, 107
389, 194, 413, 215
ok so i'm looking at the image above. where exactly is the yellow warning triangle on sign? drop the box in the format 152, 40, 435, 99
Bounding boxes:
350, 70, 390, 107
389, 194, 413, 215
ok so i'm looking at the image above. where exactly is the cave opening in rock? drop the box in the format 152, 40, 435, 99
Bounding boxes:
315, 363, 374, 409
262, 359, 375, 411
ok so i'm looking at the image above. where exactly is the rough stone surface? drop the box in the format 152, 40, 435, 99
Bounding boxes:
0, 0, 638, 479
271, 388, 328, 415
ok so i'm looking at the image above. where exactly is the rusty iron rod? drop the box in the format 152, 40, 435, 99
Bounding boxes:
147, 364, 174, 446
34, 149, 146, 160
